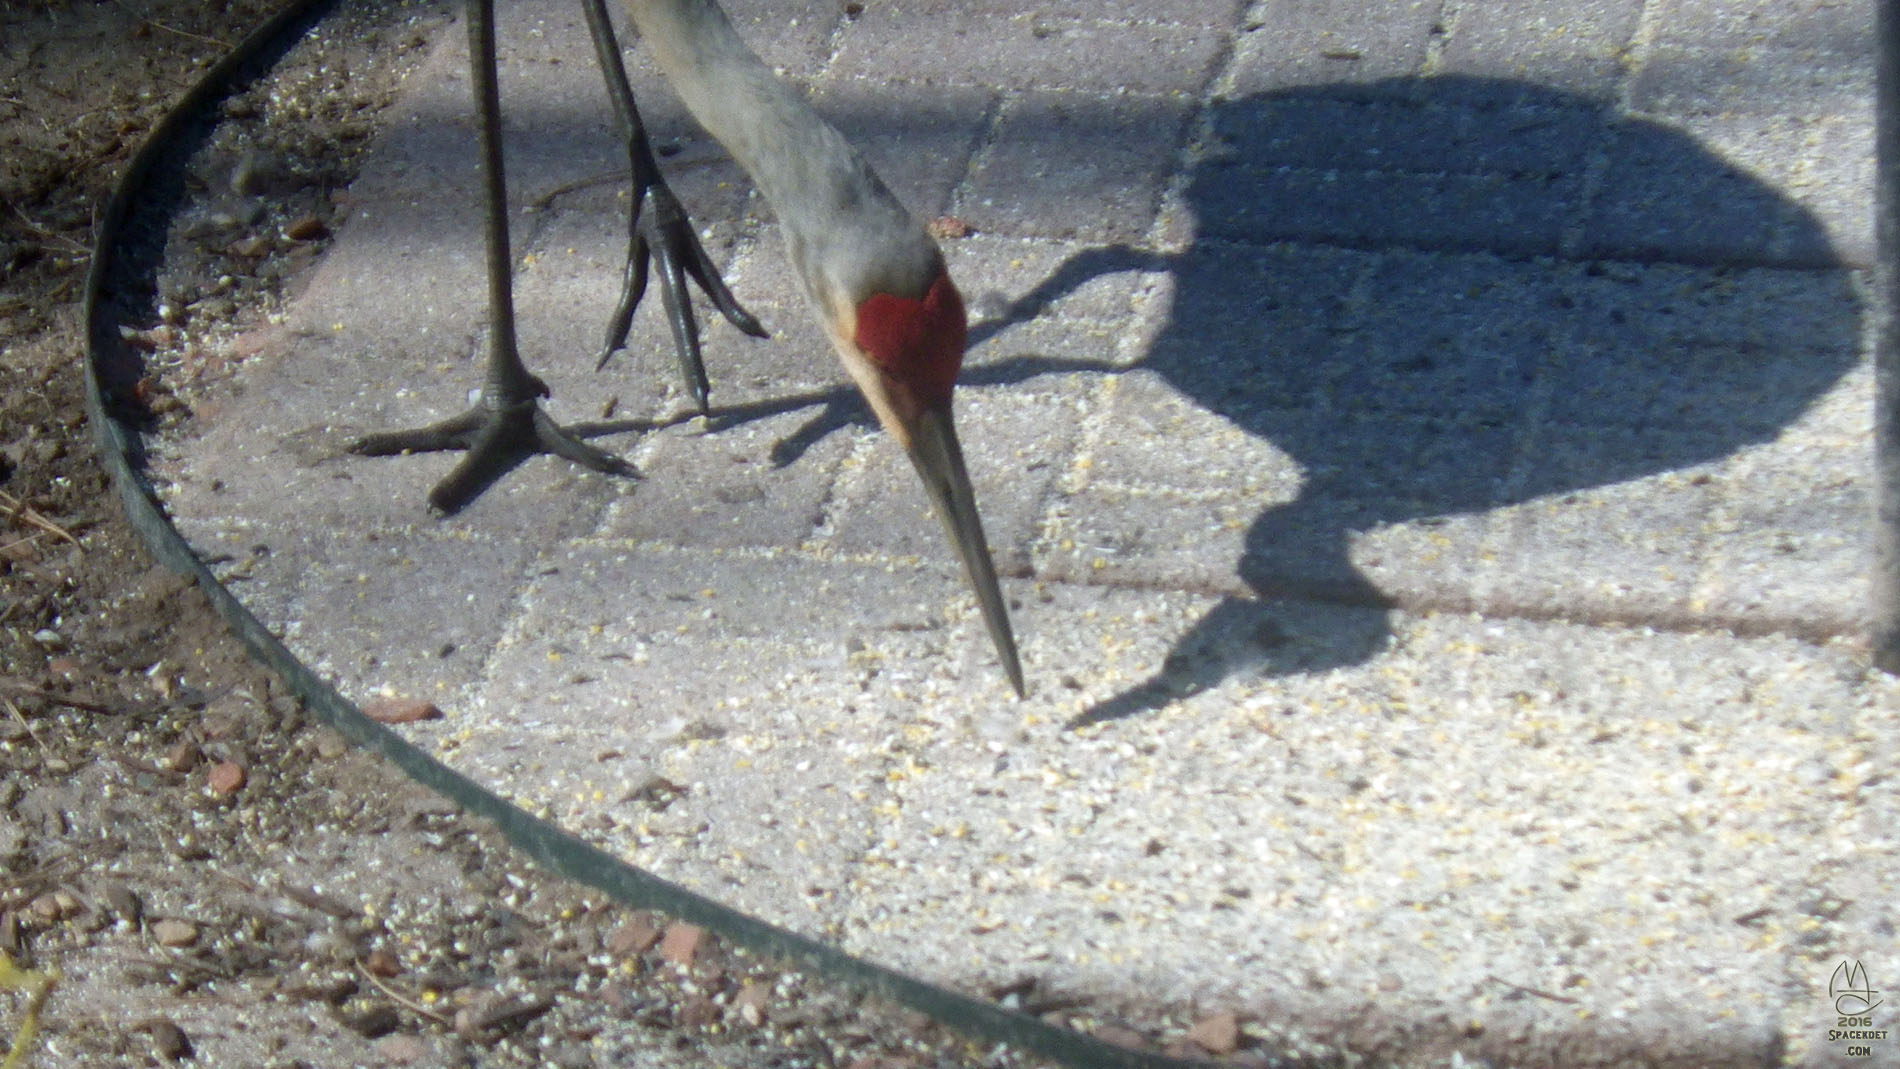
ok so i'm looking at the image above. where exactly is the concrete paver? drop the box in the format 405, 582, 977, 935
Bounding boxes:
152, 0, 1895, 1063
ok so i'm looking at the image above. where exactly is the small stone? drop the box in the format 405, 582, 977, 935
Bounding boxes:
1187, 1011, 1240, 1054
170, 835, 210, 861
147, 1019, 192, 1061
732, 981, 769, 1027
363, 697, 443, 724
163, 739, 200, 772
206, 760, 246, 795
658, 922, 704, 967
607, 916, 662, 957
344, 1005, 402, 1038
152, 918, 198, 947
677, 994, 719, 1028
314, 730, 349, 759
283, 214, 329, 241
374, 1033, 428, 1064
363, 948, 402, 978
28, 893, 69, 922
227, 234, 272, 258
102, 882, 143, 925
926, 215, 974, 239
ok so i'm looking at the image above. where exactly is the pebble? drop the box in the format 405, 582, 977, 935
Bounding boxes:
606, 916, 661, 957
676, 994, 719, 1028
363, 948, 403, 977
101, 882, 143, 925
1187, 1011, 1240, 1054
206, 760, 246, 795
227, 234, 272, 258
163, 739, 200, 773
732, 980, 769, 1027
658, 922, 705, 967
345, 1005, 402, 1038
926, 215, 974, 239
28, 891, 76, 922
146, 1019, 192, 1061
283, 214, 329, 241
364, 697, 443, 724
152, 918, 199, 947
314, 730, 350, 759
374, 1033, 428, 1064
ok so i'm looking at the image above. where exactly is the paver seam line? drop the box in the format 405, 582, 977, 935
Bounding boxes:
188, 496, 1872, 660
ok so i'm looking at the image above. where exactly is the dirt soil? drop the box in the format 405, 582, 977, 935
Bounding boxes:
0, 2, 1064, 1065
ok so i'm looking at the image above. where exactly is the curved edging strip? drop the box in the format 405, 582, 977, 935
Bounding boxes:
80, 4, 1288, 1067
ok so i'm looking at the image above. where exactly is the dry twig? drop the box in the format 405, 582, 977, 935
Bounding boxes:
354, 960, 453, 1026
0, 490, 81, 549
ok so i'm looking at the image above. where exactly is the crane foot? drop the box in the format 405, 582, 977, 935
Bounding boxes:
593, 160, 768, 414
349, 397, 637, 516
581, 0, 765, 414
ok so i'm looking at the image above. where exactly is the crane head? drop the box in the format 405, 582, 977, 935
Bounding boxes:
828, 267, 1025, 697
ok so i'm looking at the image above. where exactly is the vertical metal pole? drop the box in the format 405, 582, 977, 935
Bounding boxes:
1877, 0, 1900, 670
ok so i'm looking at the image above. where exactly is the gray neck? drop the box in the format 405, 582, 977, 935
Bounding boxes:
622, 0, 942, 311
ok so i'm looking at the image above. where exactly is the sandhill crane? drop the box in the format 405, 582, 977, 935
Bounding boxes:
350, 0, 1024, 695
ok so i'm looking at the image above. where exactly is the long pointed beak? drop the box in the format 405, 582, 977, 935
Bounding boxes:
902, 404, 1025, 697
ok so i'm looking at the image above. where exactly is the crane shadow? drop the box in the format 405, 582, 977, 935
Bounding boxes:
1026, 75, 1862, 725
